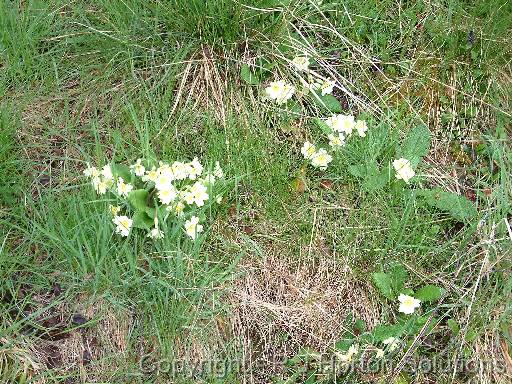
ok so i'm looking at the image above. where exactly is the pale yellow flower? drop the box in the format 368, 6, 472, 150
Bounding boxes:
113, 215, 132, 237
383, 337, 400, 351
398, 294, 421, 314
291, 56, 310, 72
92, 177, 109, 195
325, 114, 355, 135
158, 185, 177, 205
320, 79, 335, 95
328, 133, 345, 148
170, 161, 190, 180
83, 165, 100, 178
155, 172, 174, 191
130, 159, 146, 177
264, 80, 295, 104
336, 344, 358, 363
184, 216, 203, 239
392, 158, 415, 184
109, 205, 121, 216
147, 227, 164, 239
213, 161, 224, 179
188, 181, 209, 207
310, 148, 332, 170
355, 120, 368, 137
301, 141, 317, 160
116, 177, 133, 197
101, 165, 113, 181
188, 157, 203, 180
143, 167, 159, 182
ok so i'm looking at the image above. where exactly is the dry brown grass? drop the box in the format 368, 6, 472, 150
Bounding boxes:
230, 248, 380, 381
3, 290, 135, 383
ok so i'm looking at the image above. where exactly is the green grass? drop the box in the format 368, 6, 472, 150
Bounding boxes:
1, 0, 511, 383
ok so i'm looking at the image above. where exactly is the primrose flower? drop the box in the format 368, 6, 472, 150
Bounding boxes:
158, 185, 177, 205
336, 344, 358, 363
83, 165, 100, 178
188, 157, 203, 180
172, 201, 185, 216
291, 56, 310, 72
109, 205, 121, 216
375, 349, 385, 359
143, 167, 159, 183
392, 158, 415, 184
383, 337, 400, 351
185, 181, 209, 207
278, 84, 295, 104
147, 218, 164, 239
171, 161, 190, 181
301, 141, 317, 160
355, 120, 368, 137
310, 148, 333, 170
130, 159, 146, 177
216, 195, 223, 204
398, 294, 421, 315
319, 79, 336, 95
116, 177, 133, 197
264, 80, 295, 104
155, 172, 174, 191
184, 216, 203, 240
113, 215, 132, 237
147, 227, 164, 239
325, 114, 355, 135
157, 163, 174, 180
92, 177, 109, 195
328, 133, 345, 148
213, 161, 224, 179
101, 165, 114, 181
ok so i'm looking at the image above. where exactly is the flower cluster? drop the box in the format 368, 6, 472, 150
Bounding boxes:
263, 80, 296, 104
301, 113, 367, 170
83, 158, 225, 240
263, 55, 337, 105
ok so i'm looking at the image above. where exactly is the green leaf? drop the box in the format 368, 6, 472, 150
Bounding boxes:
312, 117, 333, 135
127, 189, 149, 210
389, 264, 408, 293
372, 272, 394, 300
254, 58, 275, 80
361, 165, 389, 192
415, 188, 477, 221
132, 211, 153, 230
348, 164, 365, 178
466, 328, 477, 342
240, 64, 260, 85
112, 163, 131, 181
145, 205, 167, 219
447, 319, 460, 335
415, 285, 444, 302
334, 339, 354, 352
371, 324, 402, 342
312, 93, 342, 113
280, 100, 302, 120
354, 318, 366, 333
400, 124, 431, 166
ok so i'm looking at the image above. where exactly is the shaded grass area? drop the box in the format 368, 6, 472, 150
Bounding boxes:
0, 0, 511, 383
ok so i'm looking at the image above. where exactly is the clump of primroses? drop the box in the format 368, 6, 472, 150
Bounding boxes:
301, 113, 368, 170
83, 158, 225, 240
